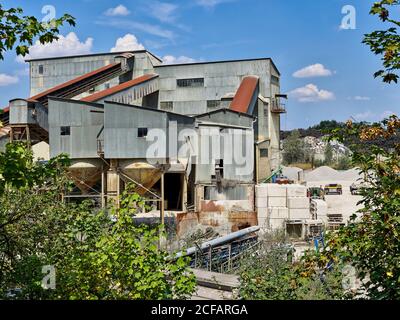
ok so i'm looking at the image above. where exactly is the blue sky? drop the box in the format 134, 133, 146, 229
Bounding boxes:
0, 0, 399, 129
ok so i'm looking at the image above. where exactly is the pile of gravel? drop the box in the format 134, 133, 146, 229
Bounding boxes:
305, 166, 362, 181
282, 166, 304, 181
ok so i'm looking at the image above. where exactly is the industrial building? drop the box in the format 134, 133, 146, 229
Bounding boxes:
0, 50, 287, 236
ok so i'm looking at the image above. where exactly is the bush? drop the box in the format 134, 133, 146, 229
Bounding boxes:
238, 232, 346, 300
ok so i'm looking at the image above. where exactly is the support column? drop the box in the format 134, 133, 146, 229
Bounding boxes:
107, 159, 120, 208
182, 174, 187, 212
101, 166, 106, 208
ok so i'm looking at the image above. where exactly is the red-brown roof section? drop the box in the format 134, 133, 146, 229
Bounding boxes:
81, 73, 159, 102
230, 76, 259, 113
28, 62, 121, 102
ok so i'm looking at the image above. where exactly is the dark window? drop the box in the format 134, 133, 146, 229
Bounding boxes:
260, 148, 268, 158
207, 100, 221, 110
138, 128, 148, 138
264, 104, 269, 117
60, 126, 70, 136
271, 75, 280, 85
177, 78, 204, 88
215, 159, 224, 179
160, 101, 173, 111
38, 65, 44, 75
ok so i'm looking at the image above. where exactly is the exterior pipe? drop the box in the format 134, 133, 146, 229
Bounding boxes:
171, 226, 260, 260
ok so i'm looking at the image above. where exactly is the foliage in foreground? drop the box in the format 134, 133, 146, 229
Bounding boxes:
363, 0, 400, 83
325, 117, 400, 299
0, 143, 195, 300
238, 233, 346, 300
240, 116, 400, 300
0, 4, 75, 60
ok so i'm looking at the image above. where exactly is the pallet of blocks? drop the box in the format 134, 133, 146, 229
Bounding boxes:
327, 213, 345, 230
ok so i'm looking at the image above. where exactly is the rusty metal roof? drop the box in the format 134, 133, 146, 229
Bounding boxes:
230, 76, 259, 113
81, 73, 159, 103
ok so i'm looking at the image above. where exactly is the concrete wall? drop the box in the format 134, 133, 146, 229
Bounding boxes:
48, 98, 104, 158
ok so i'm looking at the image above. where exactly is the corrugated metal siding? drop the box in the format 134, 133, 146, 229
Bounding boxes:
195, 126, 254, 183
48, 98, 103, 159
29, 52, 157, 98
195, 109, 254, 127
156, 60, 272, 116
104, 102, 196, 159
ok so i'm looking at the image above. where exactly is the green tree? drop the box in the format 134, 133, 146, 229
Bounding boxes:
282, 130, 306, 164
323, 117, 400, 299
0, 143, 196, 300
0, 4, 75, 60
238, 235, 346, 300
52, 184, 196, 300
324, 143, 334, 165
335, 155, 352, 170
363, 0, 400, 83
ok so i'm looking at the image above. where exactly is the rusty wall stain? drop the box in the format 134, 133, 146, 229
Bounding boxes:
176, 209, 258, 238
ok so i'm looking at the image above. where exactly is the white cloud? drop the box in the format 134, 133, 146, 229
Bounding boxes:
293, 63, 333, 78
14, 68, 30, 77
353, 110, 397, 122
97, 19, 175, 40
111, 34, 145, 52
289, 84, 335, 103
0, 73, 19, 86
148, 2, 178, 23
16, 32, 93, 63
162, 55, 197, 65
381, 110, 396, 119
354, 96, 371, 101
354, 111, 374, 121
104, 5, 130, 16
196, 0, 235, 8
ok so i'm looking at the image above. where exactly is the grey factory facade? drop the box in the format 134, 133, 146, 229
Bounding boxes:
0, 50, 287, 236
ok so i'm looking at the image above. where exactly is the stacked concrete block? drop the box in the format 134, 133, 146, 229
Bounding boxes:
288, 197, 309, 209
286, 184, 307, 197
256, 184, 288, 231
268, 197, 287, 208
255, 185, 269, 229
269, 207, 289, 230
255, 183, 313, 231
285, 184, 311, 220
264, 184, 287, 208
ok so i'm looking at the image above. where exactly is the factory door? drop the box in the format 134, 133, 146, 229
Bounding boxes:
164, 173, 184, 211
